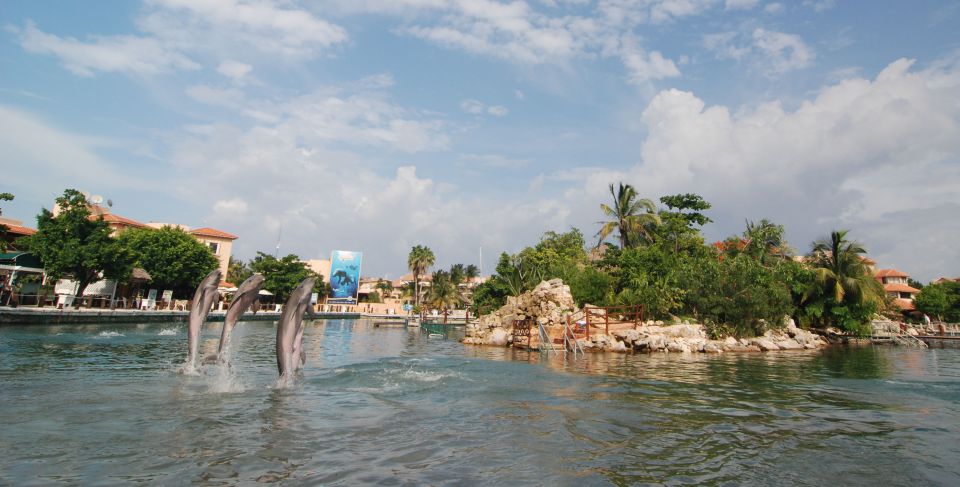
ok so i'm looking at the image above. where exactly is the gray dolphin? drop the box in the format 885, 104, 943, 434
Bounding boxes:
213, 274, 265, 363
185, 269, 222, 372
291, 291, 318, 371
276, 277, 316, 377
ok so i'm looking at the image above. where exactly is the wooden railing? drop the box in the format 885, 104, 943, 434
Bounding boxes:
566, 305, 645, 339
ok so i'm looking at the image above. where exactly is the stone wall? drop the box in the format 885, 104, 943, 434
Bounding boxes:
464, 278, 576, 347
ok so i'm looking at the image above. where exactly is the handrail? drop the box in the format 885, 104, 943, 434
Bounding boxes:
538, 322, 555, 356
563, 320, 584, 356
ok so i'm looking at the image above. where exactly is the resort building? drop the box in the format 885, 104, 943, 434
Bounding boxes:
0, 216, 36, 250
52, 201, 238, 284
875, 268, 920, 312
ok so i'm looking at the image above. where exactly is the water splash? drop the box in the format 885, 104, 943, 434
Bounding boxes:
157, 328, 179, 336
205, 363, 248, 393
95, 331, 125, 338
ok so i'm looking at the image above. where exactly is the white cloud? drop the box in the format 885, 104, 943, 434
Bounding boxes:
186, 85, 245, 108
752, 28, 814, 74
139, 0, 348, 59
217, 60, 253, 83
725, 0, 759, 10
703, 27, 814, 75
620, 45, 681, 83
12, 21, 199, 77
0, 105, 141, 191
213, 197, 249, 216
561, 58, 960, 281
460, 99, 509, 117
460, 153, 530, 168
764, 2, 785, 14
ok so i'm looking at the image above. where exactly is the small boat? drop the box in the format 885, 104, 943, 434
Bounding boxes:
428, 333, 444, 338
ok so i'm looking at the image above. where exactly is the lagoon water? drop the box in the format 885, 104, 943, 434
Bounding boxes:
1, 320, 959, 486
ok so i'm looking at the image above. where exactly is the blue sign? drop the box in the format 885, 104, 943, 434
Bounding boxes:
328, 250, 362, 303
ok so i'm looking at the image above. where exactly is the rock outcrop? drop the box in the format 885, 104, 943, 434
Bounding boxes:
463, 279, 828, 353
463, 279, 576, 346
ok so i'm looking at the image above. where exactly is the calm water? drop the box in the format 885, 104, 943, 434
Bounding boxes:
1, 320, 959, 486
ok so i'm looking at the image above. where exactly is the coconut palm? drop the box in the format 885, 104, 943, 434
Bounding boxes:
426, 270, 462, 323
407, 245, 435, 307
809, 230, 884, 306
596, 182, 660, 248
375, 278, 393, 299
464, 264, 479, 281
449, 263, 465, 287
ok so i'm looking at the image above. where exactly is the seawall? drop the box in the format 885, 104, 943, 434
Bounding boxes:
0, 307, 362, 325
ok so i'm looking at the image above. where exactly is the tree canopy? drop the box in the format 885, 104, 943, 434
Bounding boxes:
0, 192, 14, 252
18, 189, 134, 298
407, 245, 435, 306
115, 226, 220, 297
249, 252, 322, 301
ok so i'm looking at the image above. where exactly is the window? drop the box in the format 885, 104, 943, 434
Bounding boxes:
208, 242, 220, 255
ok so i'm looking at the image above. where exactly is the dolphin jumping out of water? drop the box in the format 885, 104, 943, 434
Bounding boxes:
276, 277, 316, 378
213, 273, 265, 364
184, 269, 222, 372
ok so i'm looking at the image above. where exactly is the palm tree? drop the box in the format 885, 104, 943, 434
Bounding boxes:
407, 245, 435, 307
449, 263, 465, 287
809, 230, 884, 308
426, 270, 462, 323
743, 219, 791, 265
464, 264, 479, 281
596, 182, 660, 248
375, 278, 393, 299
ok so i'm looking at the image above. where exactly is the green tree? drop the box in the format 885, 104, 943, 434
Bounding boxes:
375, 278, 393, 298
656, 193, 711, 254
249, 252, 321, 301
806, 230, 885, 334
449, 263, 465, 286
407, 245, 435, 307
597, 183, 660, 249
915, 281, 960, 322
426, 270, 462, 319
464, 264, 480, 281
115, 226, 220, 297
18, 189, 134, 300
227, 256, 253, 285
0, 192, 14, 252
470, 278, 510, 315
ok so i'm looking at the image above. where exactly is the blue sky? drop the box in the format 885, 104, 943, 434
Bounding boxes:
2, 0, 959, 281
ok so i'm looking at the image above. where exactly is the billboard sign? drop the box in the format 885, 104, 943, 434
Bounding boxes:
328, 250, 362, 303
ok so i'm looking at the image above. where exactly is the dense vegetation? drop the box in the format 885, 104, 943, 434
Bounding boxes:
470, 184, 888, 338
115, 226, 219, 297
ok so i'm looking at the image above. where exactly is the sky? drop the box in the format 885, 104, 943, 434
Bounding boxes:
1, 0, 959, 282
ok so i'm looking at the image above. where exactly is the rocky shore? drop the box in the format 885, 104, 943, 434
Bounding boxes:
463, 279, 826, 353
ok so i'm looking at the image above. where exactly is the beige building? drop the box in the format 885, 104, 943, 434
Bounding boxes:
53, 201, 238, 284
875, 268, 920, 312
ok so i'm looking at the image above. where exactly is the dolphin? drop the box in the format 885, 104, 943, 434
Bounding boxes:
291, 291, 318, 371
185, 269, 222, 372
213, 273, 265, 364
276, 277, 316, 377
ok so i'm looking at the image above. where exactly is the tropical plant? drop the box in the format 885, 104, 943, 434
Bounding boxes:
0, 192, 13, 252
249, 252, 322, 301
915, 281, 960, 323
596, 183, 660, 249
115, 226, 220, 297
374, 278, 393, 298
806, 230, 885, 334
407, 245, 435, 306
18, 189, 134, 301
464, 264, 480, 281
449, 263, 465, 286
227, 256, 253, 285
425, 270, 462, 320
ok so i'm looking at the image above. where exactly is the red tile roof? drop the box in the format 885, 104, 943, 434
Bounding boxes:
892, 298, 916, 311
96, 213, 147, 228
3, 224, 36, 236
875, 268, 910, 278
884, 282, 920, 293
190, 227, 238, 240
